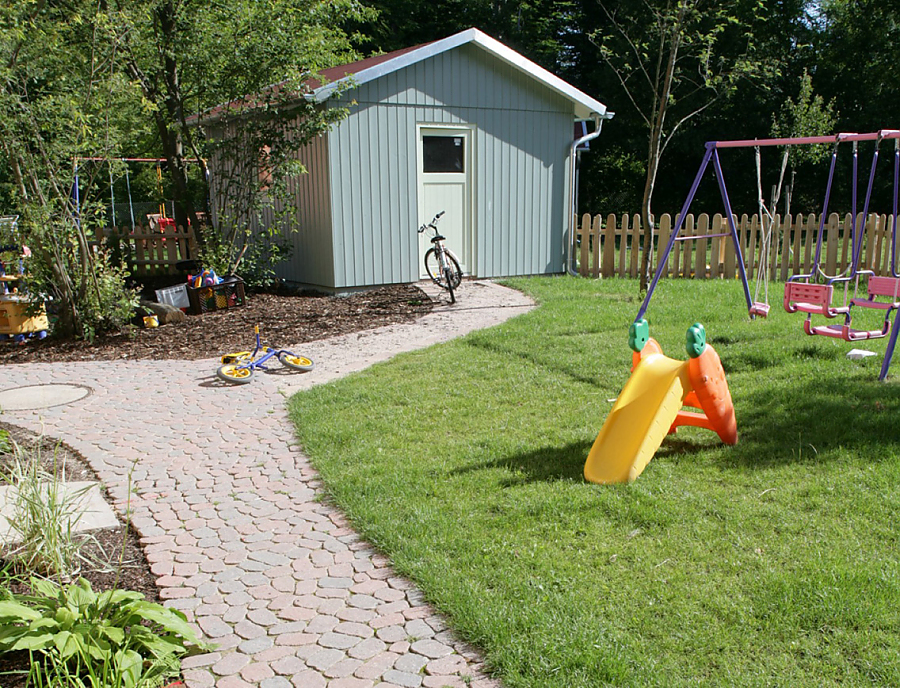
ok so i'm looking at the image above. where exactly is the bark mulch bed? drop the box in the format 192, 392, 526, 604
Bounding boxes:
0, 283, 434, 364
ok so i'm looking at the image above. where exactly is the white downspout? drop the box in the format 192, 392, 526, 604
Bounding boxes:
566, 112, 612, 277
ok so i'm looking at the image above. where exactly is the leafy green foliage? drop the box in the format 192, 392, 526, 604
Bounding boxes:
199, 99, 347, 289
0, 577, 209, 688
357, 0, 580, 69
772, 70, 838, 167
3, 0, 372, 335
0, 0, 140, 340
197, 221, 293, 290
589, 0, 779, 285
100, 0, 375, 286
813, 0, 900, 131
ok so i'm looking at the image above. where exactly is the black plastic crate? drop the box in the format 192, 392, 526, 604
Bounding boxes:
187, 276, 245, 315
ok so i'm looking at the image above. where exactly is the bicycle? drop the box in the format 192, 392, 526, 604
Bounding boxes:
418, 211, 463, 303
217, 325, 314, 384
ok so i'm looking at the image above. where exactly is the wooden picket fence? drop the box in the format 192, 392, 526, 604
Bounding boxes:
96, 223, 197, 276
575, 212, 899, 280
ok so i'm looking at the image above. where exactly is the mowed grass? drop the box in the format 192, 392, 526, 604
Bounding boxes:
287, 277, 900, 687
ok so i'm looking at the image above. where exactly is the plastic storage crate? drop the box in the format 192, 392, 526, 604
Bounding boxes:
187, 276, 245, 315
155, 283, 190, 310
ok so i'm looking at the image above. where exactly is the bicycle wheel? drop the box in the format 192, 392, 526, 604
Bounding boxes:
424, 249, 463, 291
279, 352, 315, 372
424, 248, 446, 288
444, 253, 462, 289
444, 266, 456, 303
217, 364, 254, 384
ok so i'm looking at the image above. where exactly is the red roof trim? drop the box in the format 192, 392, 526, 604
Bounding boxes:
305, 42, 433, 90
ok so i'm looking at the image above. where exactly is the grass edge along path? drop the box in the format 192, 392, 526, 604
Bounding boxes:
287, 277, 900, 688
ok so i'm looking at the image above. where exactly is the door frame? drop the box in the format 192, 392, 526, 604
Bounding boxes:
415, 123, 476, 277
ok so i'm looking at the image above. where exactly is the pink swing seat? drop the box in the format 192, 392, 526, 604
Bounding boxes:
802, 275, 900, 342
783, 281, 849, 318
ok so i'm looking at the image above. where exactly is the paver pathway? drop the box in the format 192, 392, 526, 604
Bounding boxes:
1, 281, 533, 688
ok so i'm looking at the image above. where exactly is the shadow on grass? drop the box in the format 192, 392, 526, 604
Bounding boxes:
452, 440, 591, 486
461, 338, 610, 389
727, 373, 900, 469
654, 435, 713, 459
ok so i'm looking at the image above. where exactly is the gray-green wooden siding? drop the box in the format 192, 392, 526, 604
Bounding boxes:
274, 41, 576, 289
277, 132, 335, 288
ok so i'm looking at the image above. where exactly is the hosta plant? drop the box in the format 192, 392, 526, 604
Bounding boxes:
0, 577, 210, 687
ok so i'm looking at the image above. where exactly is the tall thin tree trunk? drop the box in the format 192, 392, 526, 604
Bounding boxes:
640, 151, 660, 291
638, 3, 686, 292
155, 0, 202, 235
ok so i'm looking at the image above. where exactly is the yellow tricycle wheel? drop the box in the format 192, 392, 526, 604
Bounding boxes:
278, 353, 315, 372
217, 364, 254, 384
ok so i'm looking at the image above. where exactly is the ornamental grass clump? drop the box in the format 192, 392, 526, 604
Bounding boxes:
1, 438, 94, 581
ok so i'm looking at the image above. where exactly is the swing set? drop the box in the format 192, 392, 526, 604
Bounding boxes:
73, 157, 202, 232
637, 129, 900, 381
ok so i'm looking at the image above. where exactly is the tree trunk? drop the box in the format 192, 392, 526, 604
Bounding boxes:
638, 4, 686, 293
639, 153, 659, 292
155, 0, 203, 239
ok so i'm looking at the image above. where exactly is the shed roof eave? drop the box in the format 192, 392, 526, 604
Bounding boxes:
311, 28, 609, 120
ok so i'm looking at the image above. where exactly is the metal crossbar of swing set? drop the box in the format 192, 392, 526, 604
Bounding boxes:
712, 131, 900, 148
637, 130, 900, 381
672, 232, 731, 242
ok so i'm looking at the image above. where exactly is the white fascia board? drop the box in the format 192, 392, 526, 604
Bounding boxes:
468, 30, 609, 120
312, 28, 610, 121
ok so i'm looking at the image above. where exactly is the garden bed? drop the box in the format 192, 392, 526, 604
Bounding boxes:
0, 284, 433, 364
0, 422, 160, 687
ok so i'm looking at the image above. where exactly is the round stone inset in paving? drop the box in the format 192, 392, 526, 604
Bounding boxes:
0, 383, 91, 410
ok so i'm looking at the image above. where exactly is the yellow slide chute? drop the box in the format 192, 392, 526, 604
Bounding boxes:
584, 322, 738, 485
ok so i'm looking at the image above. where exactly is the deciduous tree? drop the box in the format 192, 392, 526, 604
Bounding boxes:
0, 0, 138, 338
590, 0, 775, 289
100, 0, 374, 262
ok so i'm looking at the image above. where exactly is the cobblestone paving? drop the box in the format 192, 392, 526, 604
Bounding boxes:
2, 281, 533, 688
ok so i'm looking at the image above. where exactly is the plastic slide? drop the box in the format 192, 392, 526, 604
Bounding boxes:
584, 321, 737, 485
584, 352, 690, 484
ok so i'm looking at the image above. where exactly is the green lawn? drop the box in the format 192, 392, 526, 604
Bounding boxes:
287, 277, 900, 687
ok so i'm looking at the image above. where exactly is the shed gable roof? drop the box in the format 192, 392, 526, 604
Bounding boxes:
311, 28, 609, 121
194, 28, 610, 126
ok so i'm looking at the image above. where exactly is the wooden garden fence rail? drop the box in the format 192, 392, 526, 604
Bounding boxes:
96, 223, 197, 276
575, 212, 899, 281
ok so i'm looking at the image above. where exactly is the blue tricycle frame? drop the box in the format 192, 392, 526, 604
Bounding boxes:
217, 325, 314, 384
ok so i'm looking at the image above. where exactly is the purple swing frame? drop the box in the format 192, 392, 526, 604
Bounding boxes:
636, 130, 900, 381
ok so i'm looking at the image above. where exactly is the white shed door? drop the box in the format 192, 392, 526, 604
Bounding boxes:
418, 127, 472, 277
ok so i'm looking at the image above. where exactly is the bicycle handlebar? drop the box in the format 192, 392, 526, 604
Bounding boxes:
417, 210, 446, 234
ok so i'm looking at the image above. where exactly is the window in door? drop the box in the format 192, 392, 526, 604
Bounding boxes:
422, 136, 465, 173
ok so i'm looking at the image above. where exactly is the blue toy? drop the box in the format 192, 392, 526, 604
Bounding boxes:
217, 325, 315, 384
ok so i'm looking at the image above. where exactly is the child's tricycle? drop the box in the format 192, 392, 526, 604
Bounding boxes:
217, 325, 314, 384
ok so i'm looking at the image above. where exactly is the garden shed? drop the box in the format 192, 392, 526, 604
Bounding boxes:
205, 28, 612, 291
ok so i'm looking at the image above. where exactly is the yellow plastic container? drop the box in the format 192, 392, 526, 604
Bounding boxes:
0, 297, 49, 335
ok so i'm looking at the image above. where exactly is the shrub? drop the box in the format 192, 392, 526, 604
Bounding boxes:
196, 223, 292, 291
